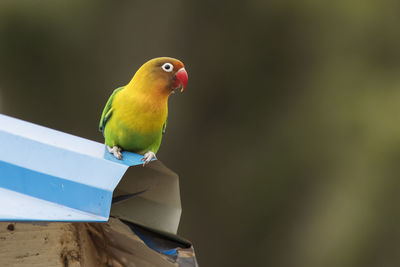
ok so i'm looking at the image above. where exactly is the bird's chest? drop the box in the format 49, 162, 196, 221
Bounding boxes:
117, 101, 166, 132
111, 94, 167, 140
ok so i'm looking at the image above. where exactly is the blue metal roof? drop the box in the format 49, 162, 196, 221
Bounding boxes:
0, 114, 144, 221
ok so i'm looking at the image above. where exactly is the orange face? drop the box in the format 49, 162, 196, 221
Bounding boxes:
134, 57, 188, 95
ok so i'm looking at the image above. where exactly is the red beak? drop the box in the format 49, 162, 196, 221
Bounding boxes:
174, 68, 188, 92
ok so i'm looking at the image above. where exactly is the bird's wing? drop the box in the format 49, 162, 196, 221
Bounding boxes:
162, 115, 168, 134
99, 86, 124, 133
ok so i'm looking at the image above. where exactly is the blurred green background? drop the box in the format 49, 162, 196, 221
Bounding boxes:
1, 1, 400, 266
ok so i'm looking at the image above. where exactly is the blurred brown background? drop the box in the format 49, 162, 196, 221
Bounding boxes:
1, 1, 400, 266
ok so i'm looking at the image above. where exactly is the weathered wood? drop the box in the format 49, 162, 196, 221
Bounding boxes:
0, 218, 196, 267
0, 221, 81, 266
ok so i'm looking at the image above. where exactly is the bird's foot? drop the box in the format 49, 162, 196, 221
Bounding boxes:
107, 145, 123, 160
141, 151, 157, 166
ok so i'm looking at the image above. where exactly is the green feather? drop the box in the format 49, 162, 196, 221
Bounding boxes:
99, 86, 124, 133
162, 115, 168, 134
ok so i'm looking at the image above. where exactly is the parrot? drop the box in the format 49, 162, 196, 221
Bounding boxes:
99, 57, 188, 165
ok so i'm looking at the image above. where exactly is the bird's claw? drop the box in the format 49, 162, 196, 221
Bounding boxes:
141, 151, 156, 166
107, 145, 123, 160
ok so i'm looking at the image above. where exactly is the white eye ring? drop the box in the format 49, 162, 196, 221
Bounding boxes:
161, 63, 174, 72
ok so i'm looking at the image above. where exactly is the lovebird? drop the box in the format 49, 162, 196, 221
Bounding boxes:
99, 57, 188, 165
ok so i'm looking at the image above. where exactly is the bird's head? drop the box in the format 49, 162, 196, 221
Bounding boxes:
130, 57, 188, 96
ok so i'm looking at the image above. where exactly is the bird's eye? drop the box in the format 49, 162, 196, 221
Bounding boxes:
161, 63, 174, 72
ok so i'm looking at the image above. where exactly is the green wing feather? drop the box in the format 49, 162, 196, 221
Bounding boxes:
162, 115, 168, 134
99, 86, 124, 133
